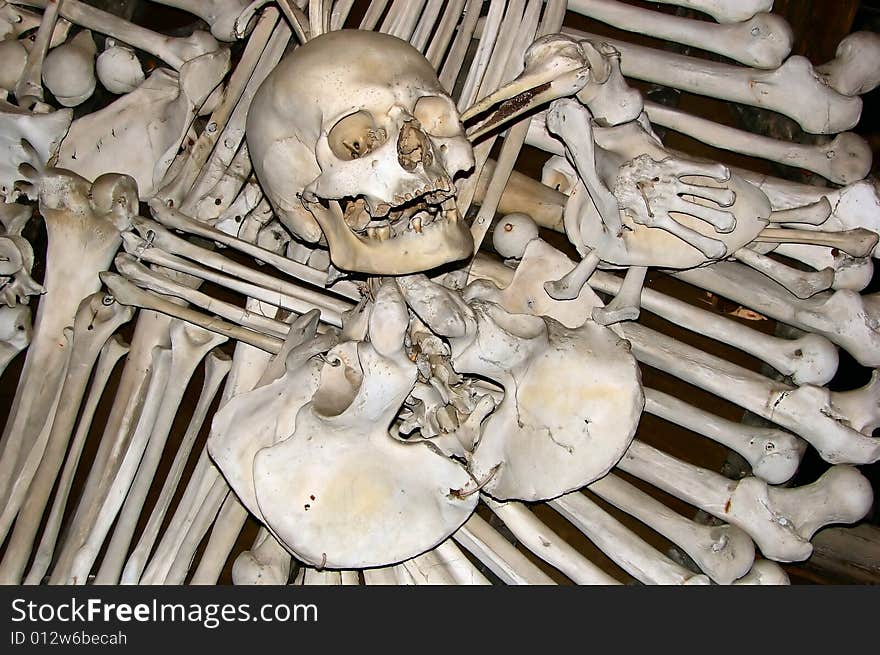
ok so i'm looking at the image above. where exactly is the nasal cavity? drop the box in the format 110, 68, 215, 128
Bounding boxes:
397, 120, 433, 171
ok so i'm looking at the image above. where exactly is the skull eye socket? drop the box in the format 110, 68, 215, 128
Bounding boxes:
413, 95, 461, 138
327, 110, 386, 160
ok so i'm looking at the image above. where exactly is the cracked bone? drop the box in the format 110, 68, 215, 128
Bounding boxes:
644, 389, 806, 485
648, 0, 772, 24
567, 1, 792, 69
550, 491, 710, 585
42, 29, 96, 108
562, 27, 862, 135
453, 513, 556, 585
674, 261, 880, 367
587, 472, 755, 585
618, 440, 873, 562
0, 293, 133, 584
428, 539, 491, 586
251, 283, 477, 569
588, 269, 839, 386
0, 169, 136, 534
0, 303, 29, 377
24, 335, 128, 585
732, 247, 834, 299
95, 320, 227, 584
402, 549, 460, 586
484, 498, 619, 584
247, 29, 476, 274
398, 273, 643, 501
644, 102, 872, 186
95, 45, 144, 94
620, 321, 880, 464
57, 48, 230, 199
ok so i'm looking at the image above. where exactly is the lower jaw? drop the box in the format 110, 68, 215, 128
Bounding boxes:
315, 210, 475, 275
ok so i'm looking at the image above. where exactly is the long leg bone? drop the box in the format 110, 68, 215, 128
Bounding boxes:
673, 261, 880, 367
648, 0, 772, 24
588, 472, 755, 585
52, 345, 173, 585
232, 528, 291, 585
588, 269, 840, 386
644, 102, 873, 186
95, 317, 225, 585
145, 0, 256, 41
24, 336, 129, 585
0, 293, 134, 583
145, 333, 272, 584
47, 309, 174, 584
549, 492, 711, 585
567, 1, 792, 69
618, 440, 873, 562
619, 321, 880, 464
453, 513, 557, 585
0, 170, 136, 534
644, 389, 807, 485
562, 27, 862, 134
0, 304, 30, 378
484, 498, 620, 584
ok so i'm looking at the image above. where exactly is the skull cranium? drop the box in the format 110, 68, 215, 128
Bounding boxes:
247, 30, 475, 275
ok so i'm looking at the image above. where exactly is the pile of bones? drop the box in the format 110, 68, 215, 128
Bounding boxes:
0, 0, 879, 585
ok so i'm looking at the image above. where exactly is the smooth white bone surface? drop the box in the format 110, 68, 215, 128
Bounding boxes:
1, 1, 877, 589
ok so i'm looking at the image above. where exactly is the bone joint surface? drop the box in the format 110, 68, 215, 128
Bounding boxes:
0, 0, 877, 587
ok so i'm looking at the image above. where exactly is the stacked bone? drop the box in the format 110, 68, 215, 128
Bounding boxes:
0, 0, 877, 587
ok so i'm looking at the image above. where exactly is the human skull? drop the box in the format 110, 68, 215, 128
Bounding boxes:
247, 30, 475, 275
